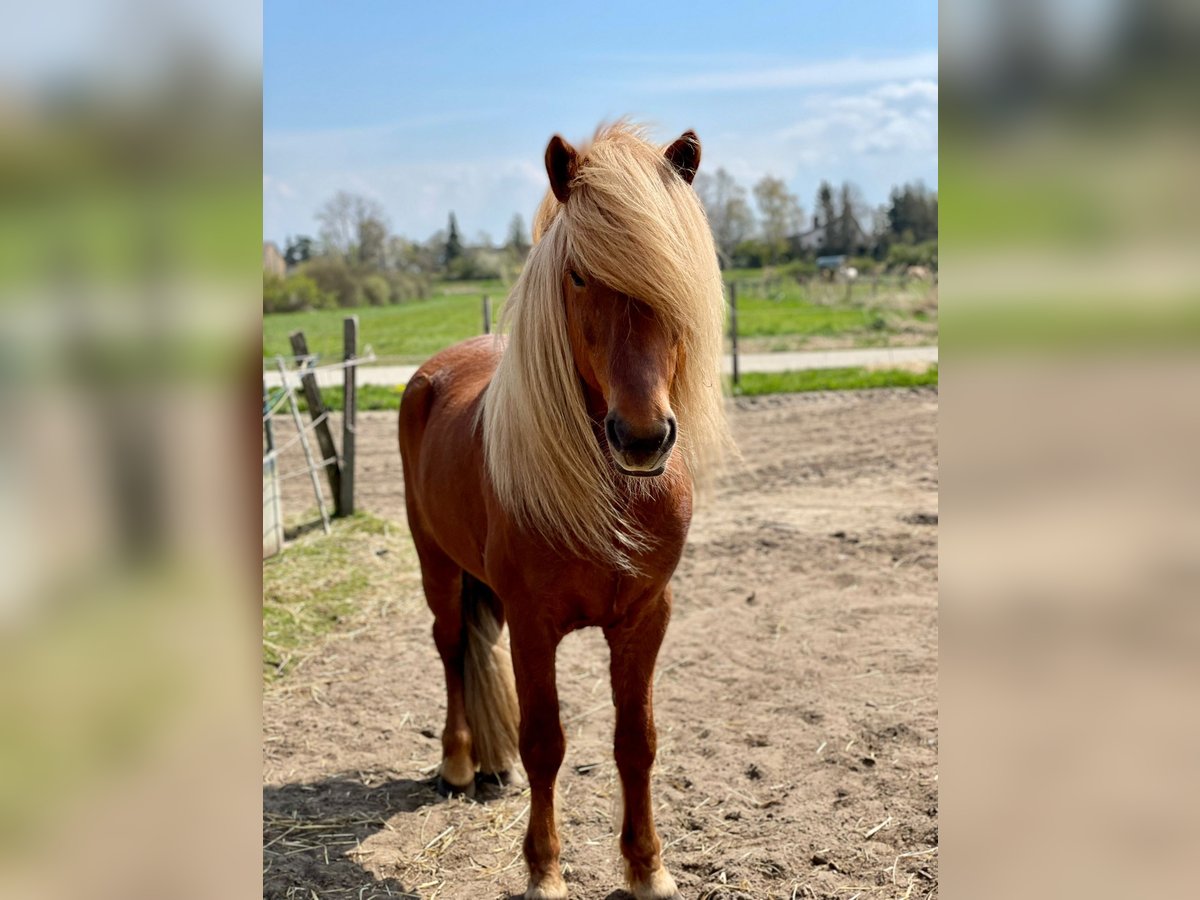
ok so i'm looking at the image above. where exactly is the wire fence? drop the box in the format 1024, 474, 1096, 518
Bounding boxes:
263, 316, 367, 557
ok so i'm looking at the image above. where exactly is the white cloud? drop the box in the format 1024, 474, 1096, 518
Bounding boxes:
872, 79, 939, 103
262, 174, 294, 200
689, 78, 938, 219
263, 158, 547, 245
777, 79, 939, 158
648, 52, 938, 92
263, 107, 545, 242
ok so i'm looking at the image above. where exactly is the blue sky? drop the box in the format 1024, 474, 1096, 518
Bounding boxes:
264, 1, 938, 246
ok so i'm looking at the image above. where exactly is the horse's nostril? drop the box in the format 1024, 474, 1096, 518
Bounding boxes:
664, 416, 677, 450
605, 414, 622, 452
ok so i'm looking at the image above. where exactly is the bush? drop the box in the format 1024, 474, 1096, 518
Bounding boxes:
848, 256, 881, 275
263, 273, 332, 313
886, 240, 938, 272
384, 271, 431, 303
777, 260, 817, 282
731, 239, 769, 269
301, 256, 362, 308
446, 249, 503, 281
263, 273, 285, 312
362, 274, 390, 307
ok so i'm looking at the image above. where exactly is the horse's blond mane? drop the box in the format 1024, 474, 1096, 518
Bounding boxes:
482, 122, 733, 570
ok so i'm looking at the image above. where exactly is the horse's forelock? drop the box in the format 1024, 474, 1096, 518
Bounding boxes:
483, 122, 735, 569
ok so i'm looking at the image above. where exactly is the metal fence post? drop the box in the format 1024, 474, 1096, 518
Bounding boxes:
262, 379, 275, 453
483, 295, 491, 334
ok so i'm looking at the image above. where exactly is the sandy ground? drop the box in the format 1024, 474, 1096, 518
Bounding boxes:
265, 388, 938, 900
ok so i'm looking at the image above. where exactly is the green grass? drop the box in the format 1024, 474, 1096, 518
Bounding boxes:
263, 280, 506, 362
731, 364, 938, 396
2, 179, 260, 286
735, 292, 881, 337
262, 512, 414, 682
729, 274, 928, 339
287, 383, 406, 413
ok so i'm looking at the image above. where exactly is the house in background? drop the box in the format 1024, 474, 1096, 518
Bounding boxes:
791, 212, 870, 257
263, 241, 286, 278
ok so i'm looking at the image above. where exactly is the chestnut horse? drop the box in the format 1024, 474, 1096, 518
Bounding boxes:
398, 123, 732, 900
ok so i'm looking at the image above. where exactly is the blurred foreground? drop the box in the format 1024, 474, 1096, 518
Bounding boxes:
1, 3, 261, 898
941, 2, 1200, 898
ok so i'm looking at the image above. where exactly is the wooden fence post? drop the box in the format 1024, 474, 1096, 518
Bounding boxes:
482, 295, 491, 335
288, 330, 344, 516
262, 379, 275, 453
341, 316, 358, 517
729, 281, 740, 389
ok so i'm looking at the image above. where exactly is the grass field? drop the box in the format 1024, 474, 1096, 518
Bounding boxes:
264, 280, 506, 363
726, 269, 934, 343
264, 274, 937, 363
730, 364, 937, 395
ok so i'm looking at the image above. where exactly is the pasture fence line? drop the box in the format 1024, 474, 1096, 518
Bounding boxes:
729, 271, 935, 309
262, 316, 366, 556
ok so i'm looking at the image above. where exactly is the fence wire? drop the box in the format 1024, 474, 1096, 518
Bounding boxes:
263, 351, 373, 549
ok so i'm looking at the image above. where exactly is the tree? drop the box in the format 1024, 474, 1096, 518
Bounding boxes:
443, 212, 463, 266
835, 182, 868, 256
815, 181, 838, 255
315, 191, 389, 265
867, 204, 892, 260
695, 168, 755, 268
506, 213, 530, 256
753, 176, 803, 265
886, 182, 938, 245
357, 215, 388, 268
284, 235, 314, 267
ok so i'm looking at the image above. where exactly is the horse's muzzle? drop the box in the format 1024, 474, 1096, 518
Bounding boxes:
605, 411, 677, 476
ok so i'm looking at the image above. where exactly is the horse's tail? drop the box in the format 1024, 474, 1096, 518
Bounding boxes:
462, 572, 520, 775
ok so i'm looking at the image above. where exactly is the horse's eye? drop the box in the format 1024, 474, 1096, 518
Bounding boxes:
568, 269, 585, 288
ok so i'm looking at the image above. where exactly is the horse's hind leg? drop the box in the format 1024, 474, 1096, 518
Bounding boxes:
416, 545, 476, 796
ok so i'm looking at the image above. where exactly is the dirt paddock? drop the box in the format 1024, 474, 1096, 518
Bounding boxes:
265, 388, 938, 899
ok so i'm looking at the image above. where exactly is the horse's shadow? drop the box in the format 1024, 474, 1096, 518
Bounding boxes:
264, 773, 645, 899
263, 771, 513, 899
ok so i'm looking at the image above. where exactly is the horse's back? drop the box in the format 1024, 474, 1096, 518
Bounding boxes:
399, 335, 500, 442
398, 335, 502, 575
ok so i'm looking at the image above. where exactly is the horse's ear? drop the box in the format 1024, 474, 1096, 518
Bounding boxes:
545, 135, 578, 203
664, 130, 701, 185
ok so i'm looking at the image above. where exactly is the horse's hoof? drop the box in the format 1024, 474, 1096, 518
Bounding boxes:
524, 872, 568, 900
436, 774, 476, 799
478, 768, 523, 788
629, 866, 680, 900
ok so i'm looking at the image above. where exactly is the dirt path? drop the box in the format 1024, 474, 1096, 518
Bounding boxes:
265, 389, 938, 900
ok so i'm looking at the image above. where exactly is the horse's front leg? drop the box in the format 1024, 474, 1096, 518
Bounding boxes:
509, 620, 567, 900
605, 588, 680, 900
